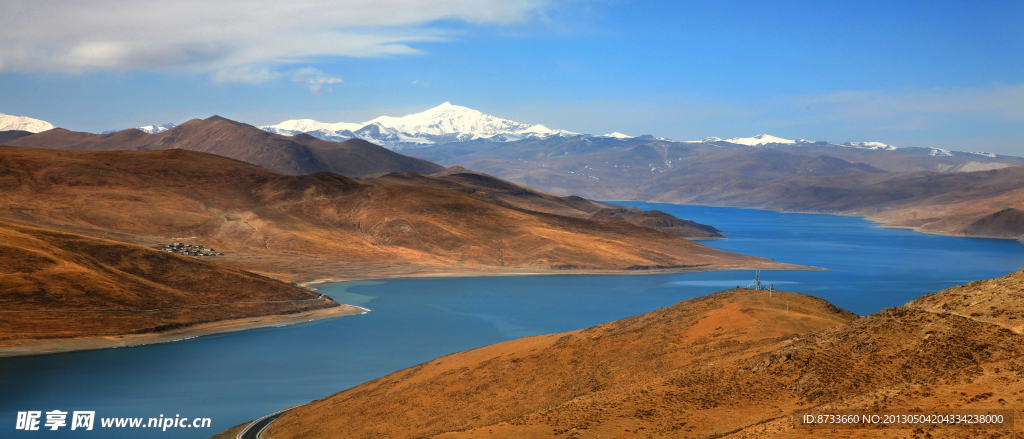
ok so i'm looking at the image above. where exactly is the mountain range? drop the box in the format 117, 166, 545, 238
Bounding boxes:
404, 135, 1024, 239
8, 109, 1024, 239
256, 102, 1008, 161
260, 102, 580, 149
3, 104, 1012, 161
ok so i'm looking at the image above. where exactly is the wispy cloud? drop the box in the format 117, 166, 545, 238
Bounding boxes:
0, 0, 553, 77
789, 83, 1024, 128
211, 66, 282, 85
291, 68, 343, 94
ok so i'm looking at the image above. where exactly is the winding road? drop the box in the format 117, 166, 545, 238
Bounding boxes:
237, 405, 302, 439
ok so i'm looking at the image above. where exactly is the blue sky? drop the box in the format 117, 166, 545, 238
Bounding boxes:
1, 0, 1021, 154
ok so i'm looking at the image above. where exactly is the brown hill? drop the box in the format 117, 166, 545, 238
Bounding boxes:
261, 288, 858, 439
587, 208, 722, 239
0, 145, 795, 284
654, 165, 1024, 239
6, 116, 444, 177
0, 216, 353, 349
963, 208, 1024, 238
253, 270, 1024, 439
370, 168, 723, 239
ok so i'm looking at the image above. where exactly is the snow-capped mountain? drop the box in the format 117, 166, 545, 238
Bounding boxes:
261, 102, 579, 149
842, 141, 898, 151
722, 134, 796, 146
676, 134, 1003, 159
137, 123, 176, 134
100, 123, 177, 134
0, 112, 54, 133
262, 103, 1008, 159
270, 119, 362, 133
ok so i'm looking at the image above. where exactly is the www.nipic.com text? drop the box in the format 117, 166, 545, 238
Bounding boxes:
16, 411, 212, 432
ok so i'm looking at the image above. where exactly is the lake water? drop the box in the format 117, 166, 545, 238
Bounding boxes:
2, 204, 1022, 438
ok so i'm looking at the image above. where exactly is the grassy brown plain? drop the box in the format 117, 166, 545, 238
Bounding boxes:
253, 270, 1024, 439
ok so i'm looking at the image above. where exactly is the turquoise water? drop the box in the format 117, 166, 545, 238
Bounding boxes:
1, 204, 1022, 438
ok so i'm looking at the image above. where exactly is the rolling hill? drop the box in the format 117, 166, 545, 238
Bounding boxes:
0, 145, 794, 284
249, 270, 1024, 439
370, 167, 723, 239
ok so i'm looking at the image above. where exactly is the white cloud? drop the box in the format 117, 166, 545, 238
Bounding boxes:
291, 67, 343, 94
0, 0, 553, 75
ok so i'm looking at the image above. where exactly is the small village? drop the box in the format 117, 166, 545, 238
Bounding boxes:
159, 242, 224, 257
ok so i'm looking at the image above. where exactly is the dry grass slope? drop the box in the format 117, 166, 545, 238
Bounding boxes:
0, 217, 341, 345
254, 270, 1024, 439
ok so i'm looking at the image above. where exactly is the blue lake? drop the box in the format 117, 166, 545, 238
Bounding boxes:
1, 204, 1022, 438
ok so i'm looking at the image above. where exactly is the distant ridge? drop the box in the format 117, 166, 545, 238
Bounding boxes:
257, 103, 1007, 159
6, 115, 444, 177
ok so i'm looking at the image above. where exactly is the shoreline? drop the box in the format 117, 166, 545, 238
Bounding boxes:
627, 200, 1024, 243
870, 220, 1024, 242
0, 262, 817, 358
0, 304, 366, 358
297, 263, 827, 289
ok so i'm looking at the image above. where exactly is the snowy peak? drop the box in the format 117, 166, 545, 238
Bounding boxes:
100, 123, 177, 134
268, 119, 362, 133
723, 134, 795, 146
260, 102, 579, 149
366, 102, 559, 138
0, 112, 54, 133
601, 132, 633, 139
137, 123, 176, 134
842, 141, 898, 151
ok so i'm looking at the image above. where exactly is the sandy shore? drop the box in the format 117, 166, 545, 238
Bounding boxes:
0, 304, 366, 358
297, 263, 826, 289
